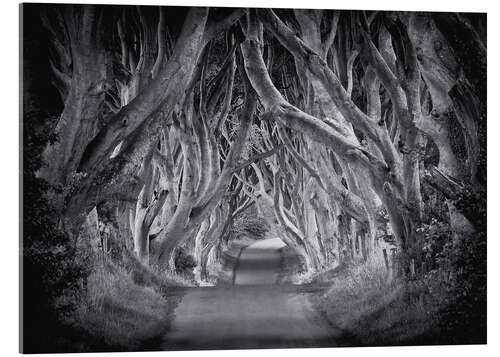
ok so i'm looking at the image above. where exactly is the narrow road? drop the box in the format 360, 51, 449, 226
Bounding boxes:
161, 238, 344, 350
233, 238, 286, 285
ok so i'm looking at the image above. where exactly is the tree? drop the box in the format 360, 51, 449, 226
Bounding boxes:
29, 5, 485, 280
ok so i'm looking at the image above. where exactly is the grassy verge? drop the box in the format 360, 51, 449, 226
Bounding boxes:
311, 262, 450, 346
55, 255, 190, 352
73, 263, 170, 351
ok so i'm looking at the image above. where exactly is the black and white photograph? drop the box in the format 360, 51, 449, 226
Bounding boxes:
19, 1, 487, 353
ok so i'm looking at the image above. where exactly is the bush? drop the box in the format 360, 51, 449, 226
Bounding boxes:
229, 210, 270, 241
417, 186, 486, 343
174, 247, 197, 274
426, 229, 486, 344
23, 108, 89, 352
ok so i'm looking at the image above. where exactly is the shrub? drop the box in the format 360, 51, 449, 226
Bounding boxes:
174, 247, 197, 274
23, 109, 88, 352
229, 209, 270, 241
429, 229, 486, 343
417, 186, 486, 343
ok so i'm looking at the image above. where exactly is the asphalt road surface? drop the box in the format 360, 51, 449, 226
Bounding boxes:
161, 238, 345, 350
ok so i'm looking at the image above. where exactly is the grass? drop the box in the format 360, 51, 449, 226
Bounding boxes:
312, 261, 443, 346
60, 254, 192, 352
67, 262, 171, 351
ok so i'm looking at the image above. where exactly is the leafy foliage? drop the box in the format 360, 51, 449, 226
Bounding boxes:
23, 110, 88, 352
22, 8, 91, 350
229, 209, 270, 241
174, 247, 197, 274
415, 187, 486, 343
436, 230, 486, 343
375, 208, 396, 245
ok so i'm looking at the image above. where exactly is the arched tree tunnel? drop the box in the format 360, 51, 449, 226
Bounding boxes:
22, 3, 486, 352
